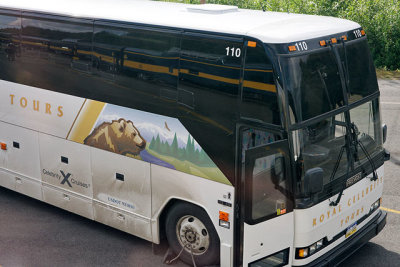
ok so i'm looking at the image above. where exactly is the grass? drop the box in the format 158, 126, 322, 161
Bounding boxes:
376, 69, 400, 80
147, 149, 231, 185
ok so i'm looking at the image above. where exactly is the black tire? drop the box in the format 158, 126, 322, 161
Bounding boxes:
165, 202, 220, 266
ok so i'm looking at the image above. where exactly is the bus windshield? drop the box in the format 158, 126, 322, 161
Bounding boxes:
280, 38, 383, 199
282, 48, 345, 122
281, 38, 379, 123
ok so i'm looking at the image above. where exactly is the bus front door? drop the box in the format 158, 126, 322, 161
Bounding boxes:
240, 136, 294, 266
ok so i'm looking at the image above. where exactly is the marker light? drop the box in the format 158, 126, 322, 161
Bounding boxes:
319, 40, 327, 47
219, 220, 230, 229
288, 45, 296, 52
331, 38, 337, 44
341, 35, 347, 41
219, 211, 230, 228
298, 248, 308, 258
1, 143, 6, 150
361, 30, 366, 36
219, 211, 229, 222
248, 41, 257, 47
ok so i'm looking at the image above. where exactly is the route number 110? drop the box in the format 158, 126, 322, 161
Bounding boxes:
226, 47, 241, 57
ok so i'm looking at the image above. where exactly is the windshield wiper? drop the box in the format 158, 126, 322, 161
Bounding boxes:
329, 134, 351, 206
330, 122, 378, 206
351, 123, 378, 181
330, 160, 350, 206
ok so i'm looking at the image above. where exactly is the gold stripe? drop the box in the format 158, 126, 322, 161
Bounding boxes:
243, 80, 277, 93
125, 50, 179, 60
66, 99, 86, 139
50, 46, 70, 52
180, 69, 239, 85
381, 206, 400, 215
67, 100, 106, 143
21, 40, 47, 47
245, 68, 273, 73
92, 52, 115, 63
124, 60, 179, 76
77, 49, 92, 55
181, 58, 241, 70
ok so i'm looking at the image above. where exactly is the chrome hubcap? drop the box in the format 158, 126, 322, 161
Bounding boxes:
176, 215, 210, 255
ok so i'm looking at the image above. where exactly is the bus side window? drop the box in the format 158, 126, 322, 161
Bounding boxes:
242, 128, 277, 162
0, 11, 21, 82
242, 41, 280, 125
93, 24, 180, 104
251, 151, 289, 221
177, 34, 243, 181
179, 35, 242, 113
19, 13, 93, 96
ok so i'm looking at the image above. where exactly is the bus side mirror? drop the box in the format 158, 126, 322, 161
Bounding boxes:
382, 124, 387, 144
304, 167, 323, 195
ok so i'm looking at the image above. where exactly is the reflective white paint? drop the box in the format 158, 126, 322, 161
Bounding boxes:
0, 0, 360, 43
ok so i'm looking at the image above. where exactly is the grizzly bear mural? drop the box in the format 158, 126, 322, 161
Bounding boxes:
84, 118, 146, 155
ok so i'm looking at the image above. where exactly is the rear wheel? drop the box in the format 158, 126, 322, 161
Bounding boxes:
165, 202, 220, 266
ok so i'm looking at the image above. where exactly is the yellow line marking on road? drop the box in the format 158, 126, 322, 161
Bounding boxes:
381, 207, 400, 214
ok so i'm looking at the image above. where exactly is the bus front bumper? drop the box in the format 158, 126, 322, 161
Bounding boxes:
302, 209, 387, 267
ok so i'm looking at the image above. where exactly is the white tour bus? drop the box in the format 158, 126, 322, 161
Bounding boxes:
0, 1, 389, 266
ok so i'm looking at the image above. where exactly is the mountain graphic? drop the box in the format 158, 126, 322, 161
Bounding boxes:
135, 122, 200, 149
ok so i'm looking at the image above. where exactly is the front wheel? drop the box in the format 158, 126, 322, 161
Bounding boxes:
165, 202, 220, 266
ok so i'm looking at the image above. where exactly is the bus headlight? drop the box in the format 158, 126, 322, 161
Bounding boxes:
316, 239, 323, 249
309, 243, 316, 254
370, 199, 381, 214
296, 238, 324, 259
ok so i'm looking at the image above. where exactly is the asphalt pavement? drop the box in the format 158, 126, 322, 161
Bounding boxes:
0, 79, 400, 267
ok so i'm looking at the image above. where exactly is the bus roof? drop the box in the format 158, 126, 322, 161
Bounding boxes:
0, 0, 361, 44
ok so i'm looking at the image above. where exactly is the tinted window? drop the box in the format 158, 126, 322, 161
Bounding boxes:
178, 34, 243, 181
0, 12, 20, 34
242, 42, 280, 124
0, 11, 21, 81
344, 39, 379, 103
91, 23, 180, 115
281, 49, 345, 122
180, 35, 242, 98
18, 14, 94, 96
245, 138, 293, 223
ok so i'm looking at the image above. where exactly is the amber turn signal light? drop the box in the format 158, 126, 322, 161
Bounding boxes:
219, 211, 229, 222
1, 142, 7, 150
247, 41, 257, 47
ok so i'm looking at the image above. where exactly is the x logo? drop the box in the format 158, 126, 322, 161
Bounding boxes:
60, 170, 72, 187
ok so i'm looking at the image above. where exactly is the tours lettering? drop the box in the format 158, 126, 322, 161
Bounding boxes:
10, 94, 63, 117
